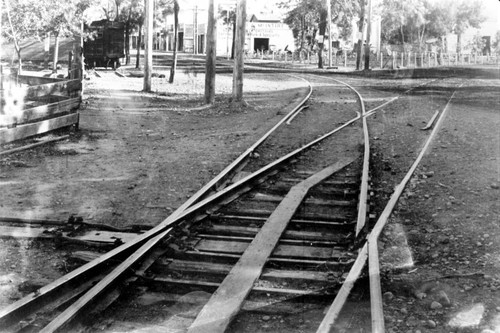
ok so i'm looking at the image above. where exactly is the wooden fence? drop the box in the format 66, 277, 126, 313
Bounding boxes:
0, 51, 83, 145
245, 49, 499, 70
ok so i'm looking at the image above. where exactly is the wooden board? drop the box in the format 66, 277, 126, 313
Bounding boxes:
0, 226, 141, 244
0, 113, 79, 144
194, 239, 344, 259
207, 224, 345, 242
23, 79, 82, 99
188, 158, 354, 333
12, 97, 80, 126
0, 226, 51, 239
167, 260, 330, 282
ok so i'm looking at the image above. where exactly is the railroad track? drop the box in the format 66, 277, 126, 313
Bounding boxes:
0, 73, 460, 333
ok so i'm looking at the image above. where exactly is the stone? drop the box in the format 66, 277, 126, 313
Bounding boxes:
383, 291, 395, 301
448, 303, 485, 328
437, 290, 451, 307
262, 315, 271, 321
490, 183, 499, 189
430, 301, 443, 310
415, 291, 426, 300
426, 320, 437, 328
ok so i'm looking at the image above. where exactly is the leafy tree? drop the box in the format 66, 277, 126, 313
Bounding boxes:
492, 30, 500, 55
219, 7, 236, 59
380, 0, 427, 48
2, 0, 93, 73
280, 0, 359, 68
452, 0, 484, 53
116, 0, 144, 65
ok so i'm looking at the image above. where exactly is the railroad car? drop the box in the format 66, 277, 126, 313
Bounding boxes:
84, 20, 125, 69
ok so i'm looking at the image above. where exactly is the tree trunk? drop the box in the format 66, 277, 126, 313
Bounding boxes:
5, 0, 22, 74
318, 10, 327, 69
125, 10, 131, 65
204, 0, 217, 104
15, 47, 23, 75
400, 25, 405, 45
300, 15, 306, 61
456, 33, 462, 54
143, 0, 153, 92
231, 19, 236, 59
169, 0, 179, 83
136, 24, 142, 69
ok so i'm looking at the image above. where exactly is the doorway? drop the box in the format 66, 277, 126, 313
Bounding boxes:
254, 38, 269, 52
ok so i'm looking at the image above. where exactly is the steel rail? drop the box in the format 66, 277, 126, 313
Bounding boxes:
318, 81, 463, 333
366, 84, 463, 332
0, 75, 313, 329
37, 88, 364, 333
303, 74, 369, 236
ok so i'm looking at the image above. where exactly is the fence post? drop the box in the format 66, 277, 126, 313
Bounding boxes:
68, 51, 73, 79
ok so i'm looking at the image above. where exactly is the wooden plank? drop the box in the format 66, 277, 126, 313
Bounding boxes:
194, 239, 345, 259
188, 158, 354, 333
206, 224, 347, 242
252, 192, 355, 206
420, 110, 440, 130
143, 276, 324, 296
15, 79, 82, 100
3, 98, 80, 127
72, 231, 142, 244
0, 226, 51, 239
220, 207, 353, 222
17, 75, 61, 85
0, 113, 78, 144
39, 229, 172, 333
0, 135, 69, 156
166, 260, 330, 282
0, 226, 141, 245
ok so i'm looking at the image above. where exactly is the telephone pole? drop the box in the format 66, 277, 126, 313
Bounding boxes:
327, 0, 332, 67
143, 0, 153, 92
205, 0, 217, 104
355, 0, 366, 70
364, 0, 372, 70
233, 0, 246, 102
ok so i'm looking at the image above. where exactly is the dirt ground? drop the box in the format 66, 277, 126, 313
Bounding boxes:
0, 63, 499, 332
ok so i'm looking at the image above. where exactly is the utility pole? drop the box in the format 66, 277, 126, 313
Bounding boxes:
233, 0, 246, 102
364, 0, 372, 70
327, 0, 332, 68
143, 0, 153, 92
355, 0, 366, 70
193, 5, 198, 54
205, 0, 217, 104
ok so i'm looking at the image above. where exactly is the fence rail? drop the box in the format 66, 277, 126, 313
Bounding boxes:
244, 49, 499, 69
0, 51, 83, 145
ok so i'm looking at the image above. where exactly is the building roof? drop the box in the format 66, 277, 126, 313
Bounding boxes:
250, 14, 281, 23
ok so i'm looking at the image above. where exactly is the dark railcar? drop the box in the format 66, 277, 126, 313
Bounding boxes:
84, 20, 125, 69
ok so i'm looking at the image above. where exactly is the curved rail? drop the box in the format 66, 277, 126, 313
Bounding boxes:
0, 75, 313, 329
32, 77, 366, 333
318, 79, 463, 333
